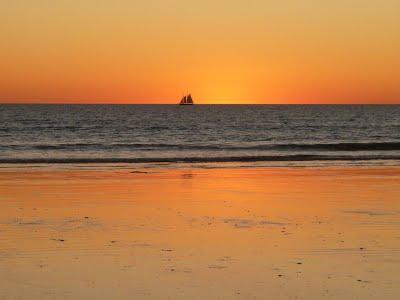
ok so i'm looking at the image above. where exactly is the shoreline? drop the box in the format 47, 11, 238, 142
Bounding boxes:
1, 160, 400, 172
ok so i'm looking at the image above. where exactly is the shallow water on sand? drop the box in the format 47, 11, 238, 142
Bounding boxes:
1, 167, 400, 299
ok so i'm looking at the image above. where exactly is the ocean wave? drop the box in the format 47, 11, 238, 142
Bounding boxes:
270, 142, 400, 151
2, 141, 400, 152
1, 154, 399, 164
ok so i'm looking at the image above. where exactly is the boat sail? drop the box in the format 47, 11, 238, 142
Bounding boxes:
179, 94, 194, 105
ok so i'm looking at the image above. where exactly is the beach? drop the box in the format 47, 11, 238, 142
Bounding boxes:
3, 0, 400, 297
1, 165, 400, 299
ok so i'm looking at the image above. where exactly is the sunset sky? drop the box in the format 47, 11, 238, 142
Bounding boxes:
1, 0, 399, 104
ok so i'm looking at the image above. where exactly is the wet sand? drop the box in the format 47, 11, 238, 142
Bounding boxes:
1, 166, 400, 299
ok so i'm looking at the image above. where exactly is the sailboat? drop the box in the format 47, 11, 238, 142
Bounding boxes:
179, 94, 194, 105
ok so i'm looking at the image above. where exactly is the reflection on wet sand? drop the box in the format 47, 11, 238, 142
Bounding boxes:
0, 167, 400, 299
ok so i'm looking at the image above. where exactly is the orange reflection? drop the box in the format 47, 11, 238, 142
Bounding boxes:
1, 166, 400, 298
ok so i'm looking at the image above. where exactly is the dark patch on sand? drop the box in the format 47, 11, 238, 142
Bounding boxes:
181, 173, 194, 179
208, 265, 228, 269
130, 242, 152, 247
223, 218, 288, 229
342, 210, 397, 216
50, 238, 65, 242
8, 218, 44, 226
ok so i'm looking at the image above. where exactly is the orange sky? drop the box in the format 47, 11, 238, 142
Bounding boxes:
1, 0, 400, 104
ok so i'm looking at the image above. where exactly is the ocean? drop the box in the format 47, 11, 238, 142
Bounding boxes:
1, 104, 400, 166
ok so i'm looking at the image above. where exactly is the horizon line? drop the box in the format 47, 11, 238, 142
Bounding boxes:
0, 102, 400, 105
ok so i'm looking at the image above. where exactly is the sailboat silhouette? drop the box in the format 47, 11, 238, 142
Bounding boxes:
179, 94, 194, 105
